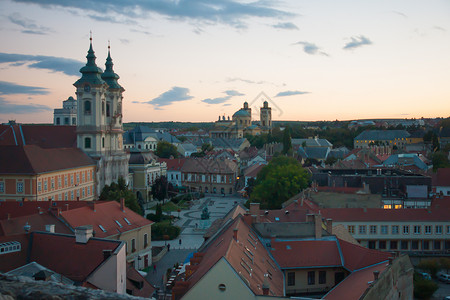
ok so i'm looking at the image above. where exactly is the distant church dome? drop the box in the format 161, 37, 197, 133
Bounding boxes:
232, 109, 251, 117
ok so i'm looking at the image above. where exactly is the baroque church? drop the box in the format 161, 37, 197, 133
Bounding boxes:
73, 37, 129, 194
209, 101, 272, 138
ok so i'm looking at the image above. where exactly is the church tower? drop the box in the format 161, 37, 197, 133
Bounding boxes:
74, 36, 128, 196
260, 100, 272, 133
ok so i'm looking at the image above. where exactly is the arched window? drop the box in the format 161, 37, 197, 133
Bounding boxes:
84, 101, 91, 114
106, 102, 110, 117
102, 137, 105, 148
84, 137, 91, 149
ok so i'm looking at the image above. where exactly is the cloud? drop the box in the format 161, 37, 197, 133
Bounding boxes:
343, 35, 372, 50
146, 87, 193, 109
226, 77, 270, 85
8, 12, 52, 35
223, 103, 232, 106
201, 89, 244, 104
0, 97, 52, 114
0, 53, 83, 76
14, 0, 294, 29
392, 11, 407, 18
0, 81, 49, 95
275, 90, 309, 97
433, 26, 446, 32
272, 22, 298, 30
293, 41, 328, 56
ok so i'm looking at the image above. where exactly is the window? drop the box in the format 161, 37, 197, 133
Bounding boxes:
17, 182, 24, 193
403, 225, 409, 235
425, 225, 432, 234
64, 175, 68, 186
381, 225, 388, 234
390, 241, 398, 250
287, 272, 295, 286
71, 175, 74, 185
359, 225, 366, 234
379, 241, 387, 249
319, 271, 326, 284
87, 186, 90, 195
423, 241, 429, 250
307, 271, 315, 285
414, 225, 421, 234
84, 137, 91, 149
434, 241, 441, 250
76, 174, 79, 184
64, 117, 69, 125
368, 241, 376, 249
144, 234, 148, 248
348, 225, 355, 234
37, 182, 41, 192
71, 191, 74, 200
58, 194, 62, 200
82, 172, 85, 182
401, 241, 408, 250
392, 225, 399, 235
0, 182, 4, 193
87, 171, 90, 181
51, 178, 55, 189
84, 100, 91, 114
106, 102, 110, 117
131, 239, 136, 252
370, 225, 377, 235
64, 192, 68, 200
76, 189, 80, 198
411, 241, 419, 250
82, 188, 85, 198
72, 117, 76, 125
58, 177, 61, 188
44, 181, 47, 191
436, 225, 443, 234
56, 117, 60, 125
115, 220, 123, 228
102, 137, 105, 148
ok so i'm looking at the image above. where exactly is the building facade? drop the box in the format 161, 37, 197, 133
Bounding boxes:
53, 96, 77, 126
74, 38, 129, 195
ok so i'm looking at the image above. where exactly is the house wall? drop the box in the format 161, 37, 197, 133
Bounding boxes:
182, 171, 237, 194
285, 267, 348, 296
129, 162, 164, 202
0, 166, 96, 202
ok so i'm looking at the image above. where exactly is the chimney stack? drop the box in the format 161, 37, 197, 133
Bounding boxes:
249, 203, 260, 223
373, 271, 380, 281
75, 225, 93, 244
314, 214, 322, 239
45, 224, 55, 233
120, 198, 125, 212
325, 218, 333, 234
233, 228, 238, 241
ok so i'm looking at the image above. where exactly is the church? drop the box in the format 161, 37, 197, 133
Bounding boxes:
209, 101, 272, 139
73, 37, 129, 194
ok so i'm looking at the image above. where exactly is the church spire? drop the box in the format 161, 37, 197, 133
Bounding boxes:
74, 33, 105, 87
101, 40, 122, 89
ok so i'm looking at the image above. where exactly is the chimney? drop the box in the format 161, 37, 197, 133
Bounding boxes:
262, 274, 270, 295
24, 222, 31, 233
249, 203, 260, 223
373, 271, 380, 281
45, 224, 55, 233
314, 214, 322, 239
120, 198, 125, 212
103, 249, 113, 260
326, 218, 333, 234
75, 225, 93, 244
306, 213, 315, 223
233, 228, 238, 241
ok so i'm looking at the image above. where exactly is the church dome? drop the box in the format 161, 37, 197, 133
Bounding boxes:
232, 109, 251, 118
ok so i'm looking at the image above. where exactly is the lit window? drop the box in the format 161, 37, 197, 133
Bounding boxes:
17, 182, 24, 193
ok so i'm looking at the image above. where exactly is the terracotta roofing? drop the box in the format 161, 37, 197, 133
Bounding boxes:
158, 158, 186, 171
29, 232, 121, 282
0, 212, 73, 236
435, 168, 450, 186
0, 233, 30, 272
243, 163, 265, 178
0, 124, 77, 148
324, 262, 388, 300
0, 145, 95, 175
0, 200, 91, 220
181, 158, 238, 174
126, 263, 155, 297
339, 238, 391, 272
60, 201, 152, 238
186, 216, 284, 297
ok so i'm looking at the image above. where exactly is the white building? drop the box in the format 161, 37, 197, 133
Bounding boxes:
54, 96, 77, 125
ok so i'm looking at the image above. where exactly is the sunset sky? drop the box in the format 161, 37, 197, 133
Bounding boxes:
0, 0, 449, 124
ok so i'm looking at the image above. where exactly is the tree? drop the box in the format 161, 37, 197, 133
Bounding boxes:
417, 259, 440, 278
99, 177, 142, 215
282, 127, 292, 154
413, 273, 438, 300
151, 175, 172, 203
155, 141, 179, 158
325, 156, 338, 166
250, 156, 310, 209
432, 151, 450, 171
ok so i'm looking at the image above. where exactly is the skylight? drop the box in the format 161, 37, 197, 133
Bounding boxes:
124, 217, 131, 225
98, 225, 106, 232
115, 220, 123, 228
275, 217, 280, 221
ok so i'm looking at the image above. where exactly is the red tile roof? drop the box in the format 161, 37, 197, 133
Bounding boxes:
0, 145, 95, 175
60, 201, 152, 238
244, 163, 265, 178
338, 239, 391, 272
0, 212, 73, 236
435, 168, 450, 186
126, 263, 155, 297
29, 232, 122, 282
316, 186, 363, 194
0, 124, 77, 148
271, 240, 341, 268
158, 158, 186, 171
0, 233, 30, 272
324, 262, 388, 300
0, 200, 91, 220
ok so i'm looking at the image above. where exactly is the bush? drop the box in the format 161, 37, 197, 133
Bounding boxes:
151, 223, 181, 240
417, 258, 441, 278
414, 274, 438, 299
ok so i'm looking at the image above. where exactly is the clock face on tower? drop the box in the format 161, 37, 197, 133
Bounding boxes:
84, 84, 91, 92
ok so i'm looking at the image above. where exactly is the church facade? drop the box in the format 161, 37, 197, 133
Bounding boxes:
210, 101, 272, 138
74, 38, 129, 196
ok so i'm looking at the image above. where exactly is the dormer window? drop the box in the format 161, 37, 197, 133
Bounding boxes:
124, 217, 131, 225
115, 220, 123, 228
99, 225, 106, 232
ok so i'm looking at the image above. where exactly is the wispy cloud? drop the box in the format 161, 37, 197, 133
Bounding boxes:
293, 41, 328, 56
275, 90, 309, 97
392, 11, 407, 18
272, 22, 298, 30
145, 87, 194, 109
0, 81, 49, 95
0, 53, 83, 76
201, 89, 244, 104
15, 0, 294, 29
0, 97, 51, 114
8, 12, 53, 35
343, 35, 372, 50
226, 77, 271, 85
432, 26, 446, 32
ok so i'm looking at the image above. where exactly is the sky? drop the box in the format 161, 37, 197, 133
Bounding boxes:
0, 0, 449, 124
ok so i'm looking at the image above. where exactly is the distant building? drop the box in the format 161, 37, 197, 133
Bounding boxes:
53, 96, 77, 125
158, 158, 186, 188
354, 130, 410, 149
123, 125, 181, 150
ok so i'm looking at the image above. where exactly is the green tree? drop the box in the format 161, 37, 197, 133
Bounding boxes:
282, 127, 292, 154
151, 175, 172, 203
432, 151, 450, 171
155, 141, 179, 158
417, 258, 440, 278
325, 156, 338, 166
178, 136, 187, 142
99, 177, 142, 215
250, 156, 310, 209
413, 273, 438, 299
